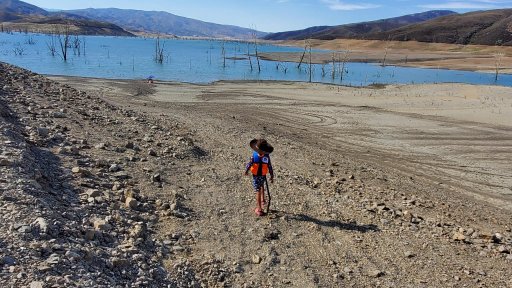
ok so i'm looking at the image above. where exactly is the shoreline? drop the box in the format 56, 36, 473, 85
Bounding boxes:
269, 38, 512, 75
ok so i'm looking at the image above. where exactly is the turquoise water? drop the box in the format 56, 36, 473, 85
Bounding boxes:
1, 32, 512, 87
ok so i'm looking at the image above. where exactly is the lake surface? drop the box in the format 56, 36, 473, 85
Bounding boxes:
1, 32, 512, 87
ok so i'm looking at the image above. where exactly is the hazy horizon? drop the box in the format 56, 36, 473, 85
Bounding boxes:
21, 0, 512, 32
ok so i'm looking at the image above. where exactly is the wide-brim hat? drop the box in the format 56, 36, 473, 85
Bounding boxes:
250, 138, 274, 154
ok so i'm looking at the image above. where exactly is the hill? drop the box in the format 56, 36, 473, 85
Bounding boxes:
0, 0, 47, 15
66, 8, 267, 39
0, 0, 134, 36
263, 10, 456, 40
366, 9, 512, 46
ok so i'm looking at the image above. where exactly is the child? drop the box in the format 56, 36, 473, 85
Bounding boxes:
244, 138, 274, 216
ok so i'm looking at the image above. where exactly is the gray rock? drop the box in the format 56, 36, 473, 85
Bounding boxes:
0, 157, 12, 166
252, 255, 262, 264
86, 189, 101, 198
18, 225, 32, 233
95, 143, 106, 149
404, 251, 416, 258
493, 233, 504, 243
452, 232, 466, 241
109, 164, 121, 172
52, 111, 66, 118
34, 217, 49, 234
152, 174, 161, 182
37, 127, 49, 137
172, 246, 185, 252
93, 219, 112, 231
46, 254, 60, 264
30, 281, 44, 288
497, 245, 510, 253
125, 197, 138, 209
1, 256, 17, 266
234, 264, 244, 273
368, 270, 384, 277
114, 172, 130, 179
111, 257, 130, 267
84, 229, 95, 241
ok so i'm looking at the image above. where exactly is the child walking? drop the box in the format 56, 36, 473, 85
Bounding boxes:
244, 138, 274, 216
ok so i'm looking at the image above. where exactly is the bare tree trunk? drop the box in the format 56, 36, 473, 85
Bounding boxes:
381, 38, 391, 67
331, 53, 336, 79
340, 51, 349, 84
254, 37, 261, 72
308, 43, 312, 82
82, 37, 86, 56
494, 52, 503, 81
154, 36, 164, 64
221, 41, 226, 68
247, 42, 253, 71
297, 40, 307, 69
46, 34, 57, 57
57, 26, 71, 61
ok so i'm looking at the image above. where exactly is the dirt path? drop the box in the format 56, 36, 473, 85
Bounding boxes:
51, 76, 512, 287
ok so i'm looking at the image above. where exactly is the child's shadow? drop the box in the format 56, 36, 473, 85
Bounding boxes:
271, 211, 380, 233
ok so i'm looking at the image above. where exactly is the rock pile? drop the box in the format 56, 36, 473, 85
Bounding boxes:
0, 63, 205, 287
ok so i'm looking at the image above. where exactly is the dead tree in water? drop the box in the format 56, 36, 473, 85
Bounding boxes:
331, 52, 336, 79
57, 26, 71, 61
381, 37, 392, 67
251, 31, 261, 72
494, 52, 504, 81
221, 41, 226, 68
46, 33, 57, 57
340, 51, 350, 84
154, 36, 164, 64
73, 35, 81, 56
247, 42, 253, 71
297, 39, 308, 69
308, 42, 312, 82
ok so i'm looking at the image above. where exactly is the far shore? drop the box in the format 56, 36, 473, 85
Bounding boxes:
265, 39, 512, 74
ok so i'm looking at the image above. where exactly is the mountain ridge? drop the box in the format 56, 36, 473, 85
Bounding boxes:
0, 0, 134, 36
263, 10, 456, 40
66, 8, 267, 39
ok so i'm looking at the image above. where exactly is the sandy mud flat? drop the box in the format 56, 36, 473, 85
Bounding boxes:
51, 75, 512, 286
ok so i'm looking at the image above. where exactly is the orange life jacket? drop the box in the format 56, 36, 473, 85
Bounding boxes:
250, 152, 269, 176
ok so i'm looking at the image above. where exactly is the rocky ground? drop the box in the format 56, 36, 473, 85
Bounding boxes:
0, 63, 204, 287
1, 62, 512, 287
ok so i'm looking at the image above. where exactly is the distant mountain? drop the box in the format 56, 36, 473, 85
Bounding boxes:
365, 9, 512, 46
0, 0, 48, 16
0, 0, 134, 36
66, 8, 267, 39
263, 10, 456, 40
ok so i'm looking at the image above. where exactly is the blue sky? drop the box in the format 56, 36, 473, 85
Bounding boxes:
23, 0, 512, 32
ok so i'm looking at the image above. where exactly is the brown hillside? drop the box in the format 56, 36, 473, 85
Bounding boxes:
367, 9, 512, 46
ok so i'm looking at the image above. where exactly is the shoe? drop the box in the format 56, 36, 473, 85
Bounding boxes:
254, 208, 264, 216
